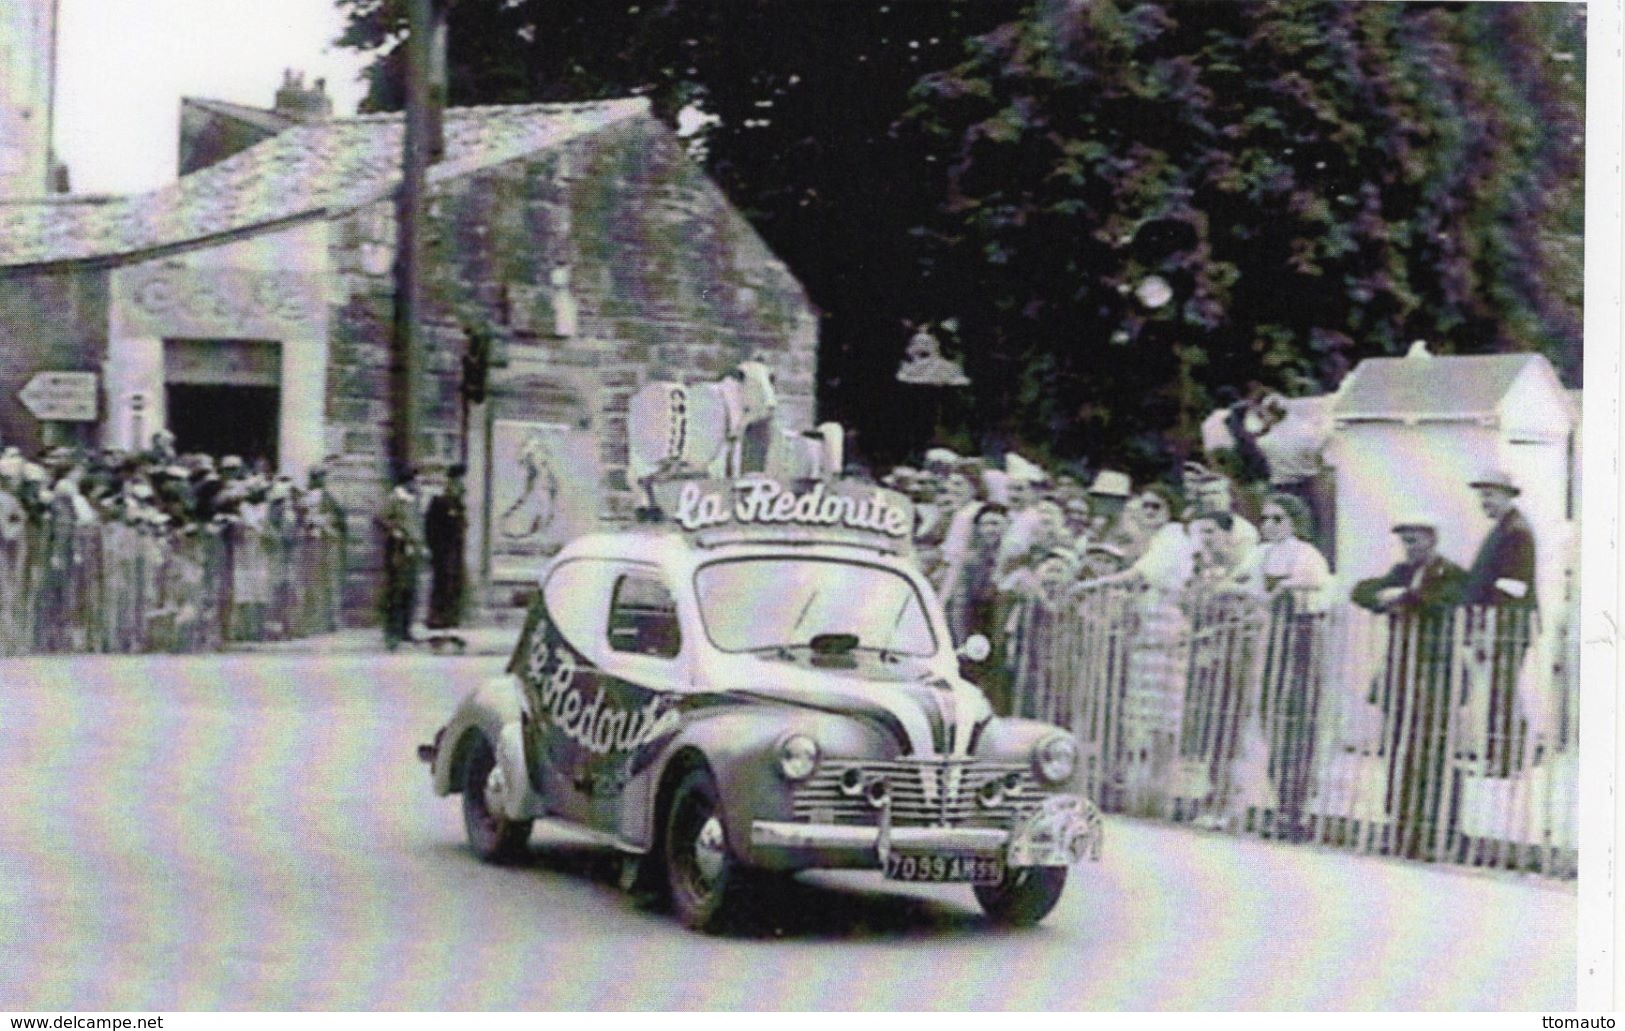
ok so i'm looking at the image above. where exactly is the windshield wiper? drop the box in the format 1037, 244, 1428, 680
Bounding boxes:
875, 595, 913, 663
789, 588, 822, 639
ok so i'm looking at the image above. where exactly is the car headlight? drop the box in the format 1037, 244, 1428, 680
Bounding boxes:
776, 733, 821, 781
1033, 733, 1078, 785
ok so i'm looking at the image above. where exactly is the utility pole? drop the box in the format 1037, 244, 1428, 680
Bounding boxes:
391, 0, 451, 478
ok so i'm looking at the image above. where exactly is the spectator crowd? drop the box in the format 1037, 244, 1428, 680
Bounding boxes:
0, 430, 347, 653
875, 427, 1566, 873
886, 441, 1336, 712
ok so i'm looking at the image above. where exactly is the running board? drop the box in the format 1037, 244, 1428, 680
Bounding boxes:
532, 816, 645, 855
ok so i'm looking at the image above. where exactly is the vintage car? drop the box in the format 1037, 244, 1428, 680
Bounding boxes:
419, 477, 1102, 931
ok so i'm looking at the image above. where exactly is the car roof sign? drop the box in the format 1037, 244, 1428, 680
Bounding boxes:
647, 476, 915, 555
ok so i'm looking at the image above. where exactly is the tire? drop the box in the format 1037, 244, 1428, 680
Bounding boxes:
663, 767, 744, 932
974, 866, 1067, 927
460, 731, 533, 864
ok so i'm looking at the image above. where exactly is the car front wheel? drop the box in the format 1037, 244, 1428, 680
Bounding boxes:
974, 866, 1067, 926
461, 731, 533, 863
664, 767, 743, 932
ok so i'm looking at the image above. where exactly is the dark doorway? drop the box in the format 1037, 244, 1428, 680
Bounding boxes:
166, 384, 280, 466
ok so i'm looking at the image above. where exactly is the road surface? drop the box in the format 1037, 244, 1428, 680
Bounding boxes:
0, 648, 1576, 1010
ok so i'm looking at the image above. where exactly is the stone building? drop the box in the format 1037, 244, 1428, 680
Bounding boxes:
0, 98, 818, 616
179, 71, 335, 176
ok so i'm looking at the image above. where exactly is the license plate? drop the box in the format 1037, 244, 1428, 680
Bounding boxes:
883, 852, 1004, 885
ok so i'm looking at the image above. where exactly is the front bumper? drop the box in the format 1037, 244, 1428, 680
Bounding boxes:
749, 794, 1103, 870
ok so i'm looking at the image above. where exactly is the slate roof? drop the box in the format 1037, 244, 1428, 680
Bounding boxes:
181, 96, 300, 136
0, 98, 650, 268
1332, 352, 1548, 420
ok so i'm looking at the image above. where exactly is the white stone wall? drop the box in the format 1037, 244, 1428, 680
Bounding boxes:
0, 0, 56, 199
104, 220, 331, 481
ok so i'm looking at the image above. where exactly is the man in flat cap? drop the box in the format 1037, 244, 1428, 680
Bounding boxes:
1351, 515, 1466, 614
1352, 515, 1468, 859
1462, 469, 1537, 610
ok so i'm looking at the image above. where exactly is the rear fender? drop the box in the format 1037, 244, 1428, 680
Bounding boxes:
431, 674, 545, 820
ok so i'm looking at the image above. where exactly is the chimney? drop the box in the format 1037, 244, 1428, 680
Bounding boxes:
274, 69, 333, 122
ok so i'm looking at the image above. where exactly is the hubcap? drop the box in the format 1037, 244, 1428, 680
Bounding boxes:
693, 814, 726, 886
483, 764, 508, 820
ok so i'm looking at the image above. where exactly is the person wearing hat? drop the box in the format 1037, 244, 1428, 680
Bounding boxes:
1084, 469, 1133, 552
1351, 516, 1466, 614
1460, 468, 1540, 866
1461, 469, 1537, 610
1349, 514, 1469, 859
425, 464, 469, 632
1079, 540, 1127, 581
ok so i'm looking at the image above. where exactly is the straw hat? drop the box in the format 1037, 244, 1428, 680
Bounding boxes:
1088, 470, 1132, 498
1391, 513, 1440, 534
1467, 468, 1520, 496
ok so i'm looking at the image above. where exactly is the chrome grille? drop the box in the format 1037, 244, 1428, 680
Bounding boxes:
792, 758, 1044, 828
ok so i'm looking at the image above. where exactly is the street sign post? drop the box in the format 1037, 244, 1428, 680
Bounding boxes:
18, 371, 98, 422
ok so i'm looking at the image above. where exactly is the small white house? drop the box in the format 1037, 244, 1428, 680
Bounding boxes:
1324, 344, 1577, 609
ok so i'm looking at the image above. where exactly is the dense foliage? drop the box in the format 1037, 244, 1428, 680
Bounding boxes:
336, 0, 1583, 477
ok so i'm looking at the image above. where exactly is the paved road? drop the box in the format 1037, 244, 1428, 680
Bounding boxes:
0, 649, 1576, 1010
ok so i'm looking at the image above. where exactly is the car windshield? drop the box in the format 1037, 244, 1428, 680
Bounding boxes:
694, 557, 938, 657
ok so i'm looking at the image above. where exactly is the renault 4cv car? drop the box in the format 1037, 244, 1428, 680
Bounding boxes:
419, 476, 1102, 931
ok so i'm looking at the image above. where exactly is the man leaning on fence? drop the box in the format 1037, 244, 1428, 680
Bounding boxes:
1351, 517, 1466, 615
1352, 514, 1466, 860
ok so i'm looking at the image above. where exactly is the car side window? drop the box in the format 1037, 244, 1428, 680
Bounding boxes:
607, 573, 681, 659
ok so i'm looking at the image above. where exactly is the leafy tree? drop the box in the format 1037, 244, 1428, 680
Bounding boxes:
899, 0, 1584, 474
336, 0, 1584, 479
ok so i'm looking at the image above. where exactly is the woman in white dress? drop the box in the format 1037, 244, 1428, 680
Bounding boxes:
1091, 484, 1194, 815
1230, 492, 1331, 840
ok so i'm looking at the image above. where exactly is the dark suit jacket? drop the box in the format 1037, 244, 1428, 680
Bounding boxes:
1351, 555, 1467, 613
1462, 507, 1537, 608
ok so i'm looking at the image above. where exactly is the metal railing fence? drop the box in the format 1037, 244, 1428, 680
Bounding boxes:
0, 518, 344, 655
1007, 584, 1578, 877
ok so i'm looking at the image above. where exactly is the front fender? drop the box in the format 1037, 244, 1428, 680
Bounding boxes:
623, 706, 895, 856
974, 716, 1092, 796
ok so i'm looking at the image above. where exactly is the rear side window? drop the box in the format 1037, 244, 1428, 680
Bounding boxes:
607, 574, 681, 659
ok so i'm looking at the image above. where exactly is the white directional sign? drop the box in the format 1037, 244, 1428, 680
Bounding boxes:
18, 371, 98, 422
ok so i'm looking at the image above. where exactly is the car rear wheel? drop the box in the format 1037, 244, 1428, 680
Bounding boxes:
664, 767, 743, 932
461, 731, 533, 863
974, 866, 1067, 926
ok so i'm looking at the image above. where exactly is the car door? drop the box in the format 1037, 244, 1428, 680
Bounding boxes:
587, 567, 689, 832
514, 557, 688, 831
